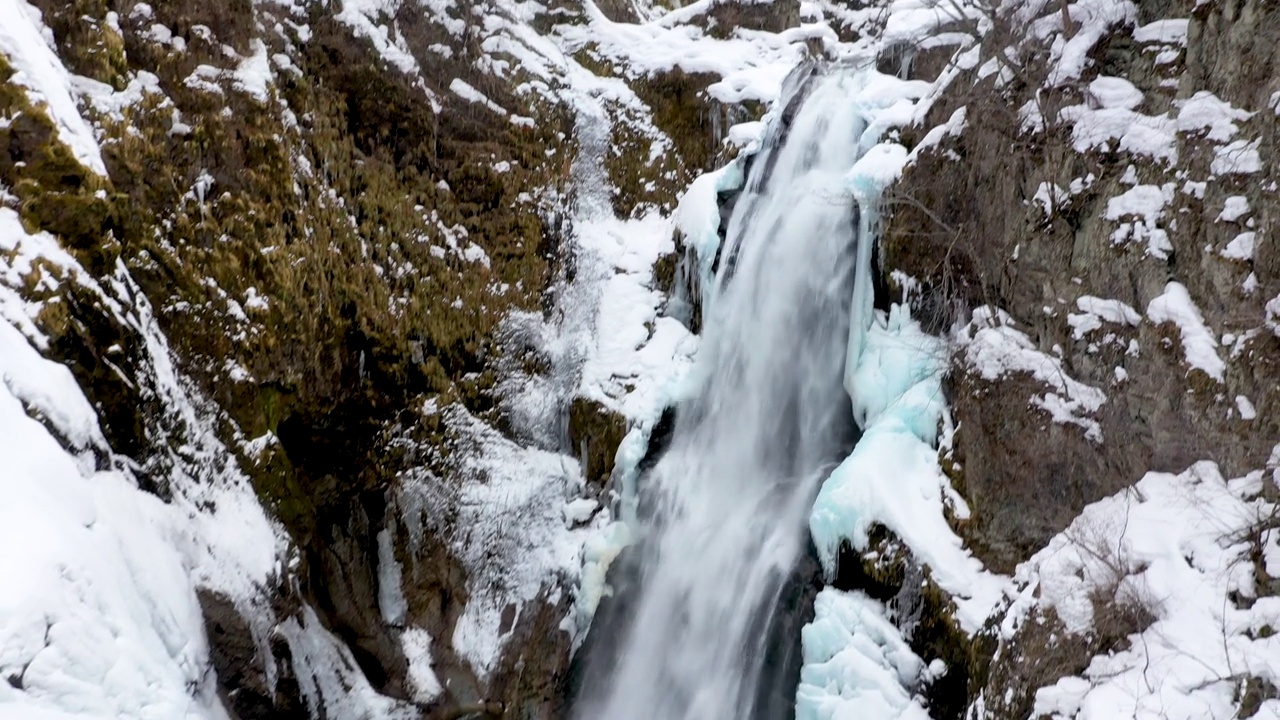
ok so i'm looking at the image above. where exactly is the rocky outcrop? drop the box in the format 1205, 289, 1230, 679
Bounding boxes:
885, 0, 1279, 572
2, 0, 607, 714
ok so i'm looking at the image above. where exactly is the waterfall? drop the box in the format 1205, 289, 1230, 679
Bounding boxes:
572, 68, 881, 720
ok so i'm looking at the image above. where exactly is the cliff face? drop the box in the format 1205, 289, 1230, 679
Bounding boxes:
0, 0, 790, 716
874, 0, 1280, 715
3, 0, 1279, 717
885, 0, 1279, 574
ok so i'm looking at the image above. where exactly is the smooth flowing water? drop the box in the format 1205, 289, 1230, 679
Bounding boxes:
574, 70, 872, 720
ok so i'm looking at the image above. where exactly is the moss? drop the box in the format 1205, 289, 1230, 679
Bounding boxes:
915, 571, 988, 720
28, 0, 129, 89
1, 0, 580, 544
979, 608, 1093, 720
248, 442, 318, 545
631, 68, 719, 182
0, 54, 120, 273
1240, 677, 1280, 719
567, 397, 628, 488
653, 249, 679, 295
572, 47, 751, 216
980, 584, 1156, 720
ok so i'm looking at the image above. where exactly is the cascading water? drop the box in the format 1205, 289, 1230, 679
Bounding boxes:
573, 68, 879, 720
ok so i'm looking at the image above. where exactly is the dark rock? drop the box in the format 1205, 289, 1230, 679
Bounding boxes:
198, 589, 308, 719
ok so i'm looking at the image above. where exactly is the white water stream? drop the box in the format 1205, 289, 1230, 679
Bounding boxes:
575, 70, 876, 720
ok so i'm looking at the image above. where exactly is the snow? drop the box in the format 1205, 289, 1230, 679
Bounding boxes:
1068, 296, 1141, 340
1062, 101, 1177, 164
1177, 91, 1252, 142
558, 0, 812, 106
1104, 183, 1175, 258
1043, 0, 1135, 85
957, 307, 1106, 440
232, 39, 272, 102
558, 177, 702, 639
450, 78, 512, 117
0, 0, 107, 175
1088, 76, 1143, 110
400, 628, 443, 702
726, 120, 765, 147
796, 589, 930, 720
675, 163, 746, 310
333, 0, 421, 74
1223, 231, 1256, 261
1218, 195, 1251, 223
1013, 463, 1280, 720
1133, 19, 1189, 44
573, 211, 700, 427
1235, 395, 1257, 421
1213, 139, 1262, 175
1146, 281, 1225, 381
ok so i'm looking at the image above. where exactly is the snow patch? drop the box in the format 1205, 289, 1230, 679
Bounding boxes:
957, 307, 1107, 441
1146, 281, 1224, 381
0, 0, 107, 174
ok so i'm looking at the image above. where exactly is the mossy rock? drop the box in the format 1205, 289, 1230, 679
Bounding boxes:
568, 397, 628, 489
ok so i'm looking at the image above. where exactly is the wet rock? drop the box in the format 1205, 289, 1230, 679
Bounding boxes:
198, 589, 308, 719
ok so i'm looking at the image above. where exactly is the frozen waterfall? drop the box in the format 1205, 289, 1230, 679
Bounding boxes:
572, 68, 880, 720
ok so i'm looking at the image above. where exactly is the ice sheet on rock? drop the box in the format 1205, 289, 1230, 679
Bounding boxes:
795, 589, 930, 720
0, 346, 222, 719
280, 606, 418, 720
813, 306, 1005, 632
401, 628, 443, 702
1146, 281, 1224, 381
0, 0, 107, 175
377, 527, 408, 627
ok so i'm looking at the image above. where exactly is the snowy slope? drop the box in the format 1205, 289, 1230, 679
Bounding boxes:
0, 212, 281, 716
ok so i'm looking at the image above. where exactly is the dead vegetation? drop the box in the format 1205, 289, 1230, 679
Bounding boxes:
980, 510, 1161, 720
